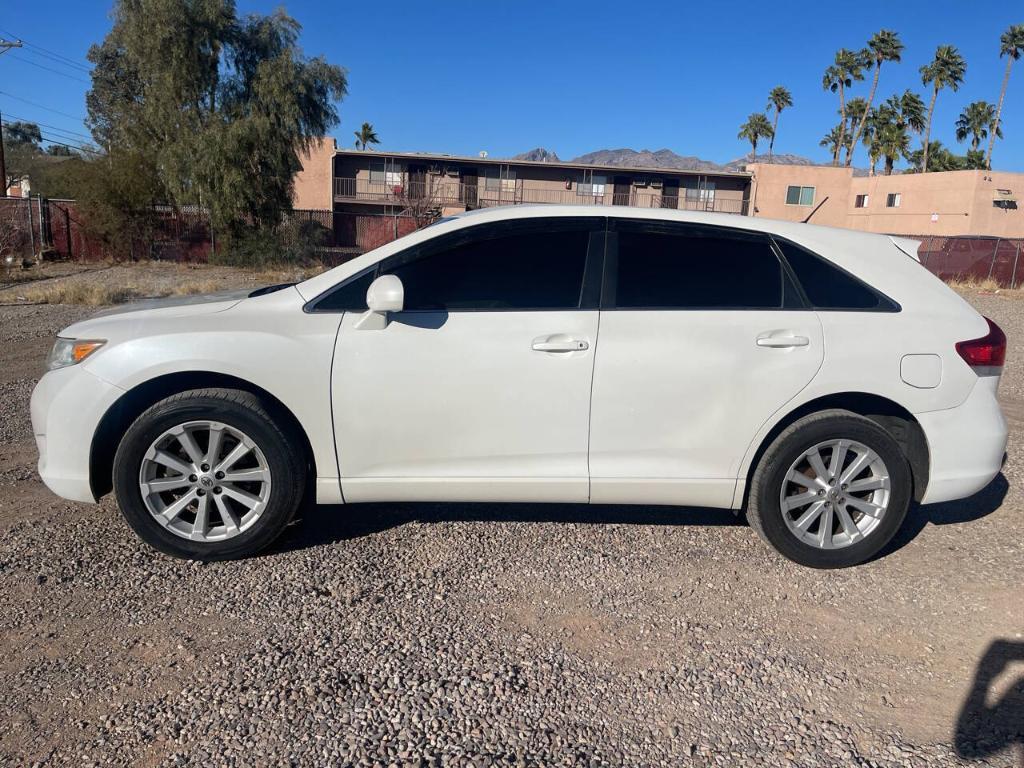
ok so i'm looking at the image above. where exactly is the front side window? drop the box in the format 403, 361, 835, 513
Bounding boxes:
786, 186, 815, 206
776, 239, 897, 311
683, 178, 716, 204
610, 222, 783, 309
886, 192, 901, 208
381, 219, 594, 311
854, 194, 869, 208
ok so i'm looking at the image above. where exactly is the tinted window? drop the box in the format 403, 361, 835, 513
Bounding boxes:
612, 224, 783, 309
313, 269, 375, 311
382, 222, 592, 310
777, 239, 894, 310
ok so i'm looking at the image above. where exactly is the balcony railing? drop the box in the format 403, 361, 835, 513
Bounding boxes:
333, 177, 748, 215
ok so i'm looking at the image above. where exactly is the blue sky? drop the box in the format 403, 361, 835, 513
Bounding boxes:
2, 1, 1022, 170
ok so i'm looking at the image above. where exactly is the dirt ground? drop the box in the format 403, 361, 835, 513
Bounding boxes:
0, 286, 1021, 767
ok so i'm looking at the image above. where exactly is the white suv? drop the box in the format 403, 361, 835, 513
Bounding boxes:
31, 206, 1008, 568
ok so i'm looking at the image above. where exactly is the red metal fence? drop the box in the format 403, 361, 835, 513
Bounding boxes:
916, 236, 1024, 288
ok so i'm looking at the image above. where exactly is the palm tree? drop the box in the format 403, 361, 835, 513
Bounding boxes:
843, 97, 869, 164
823, 48, 867, 165
987, 24, 1024, 169
883, 90, 927, 135
847, 30, 904, 167
766, 86, 793, 163
353, 122, 380, 151
861, 110, 882, 175
919, 45, 966, 172
877, 123, 911, 176
956, 101, 1001, 152
819, 125, 844, 159
737, 113, 774, 163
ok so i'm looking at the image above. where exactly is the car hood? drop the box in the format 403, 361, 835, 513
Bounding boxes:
61, 289, 250, 338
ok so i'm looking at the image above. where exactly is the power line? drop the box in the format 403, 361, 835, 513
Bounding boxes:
0, 91, 88, 123
0, 28, 88, 71
18, 46, 91, 75
7, 53, 90, 84
2, 112, 92, 142
1, 120, 101, 157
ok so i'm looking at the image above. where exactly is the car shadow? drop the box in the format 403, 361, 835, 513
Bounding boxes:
271, 472, 1008, 559
272, 500, 744, 554
871, 472, 1009, 561
954, 639, 1024, 766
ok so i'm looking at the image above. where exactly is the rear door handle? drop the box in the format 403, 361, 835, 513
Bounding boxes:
756, 334, 809, 348
532, 334, 589, 353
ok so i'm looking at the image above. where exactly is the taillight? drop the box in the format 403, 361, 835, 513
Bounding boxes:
956, 317, 1006, 369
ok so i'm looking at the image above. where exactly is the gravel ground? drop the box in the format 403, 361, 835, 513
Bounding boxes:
0, 289, 1022, 767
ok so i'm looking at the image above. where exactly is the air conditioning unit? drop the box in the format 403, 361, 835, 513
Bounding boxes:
650, 180, 663, 189
633, 179, 648, 188
428, 165, 443, 175
447, 167, 459, 177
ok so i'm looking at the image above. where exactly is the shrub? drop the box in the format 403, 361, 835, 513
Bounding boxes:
210, 216, 330, 269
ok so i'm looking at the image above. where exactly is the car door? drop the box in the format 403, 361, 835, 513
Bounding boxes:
330, 216, 605, 503
588, 218, 824, 507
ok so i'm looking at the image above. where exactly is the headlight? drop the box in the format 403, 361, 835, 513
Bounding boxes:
46, 338, 106, 371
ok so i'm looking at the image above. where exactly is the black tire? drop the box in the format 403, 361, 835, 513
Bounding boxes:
746, 409, 912, 569
113, 388, 305, 560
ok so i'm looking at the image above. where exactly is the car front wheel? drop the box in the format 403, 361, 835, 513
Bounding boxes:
746, 409, 912, 568
113, 388, 305, 560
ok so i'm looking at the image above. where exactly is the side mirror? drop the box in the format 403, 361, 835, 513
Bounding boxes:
356, 274, 404, 330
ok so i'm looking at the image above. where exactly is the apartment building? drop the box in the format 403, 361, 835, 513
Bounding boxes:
292, 139, 752, 248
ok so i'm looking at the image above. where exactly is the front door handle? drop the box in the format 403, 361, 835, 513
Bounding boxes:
532, 334, 589, 353
756, 333, 810, 348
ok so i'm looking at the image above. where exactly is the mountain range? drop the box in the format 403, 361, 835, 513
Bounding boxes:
510, 146, 819, 172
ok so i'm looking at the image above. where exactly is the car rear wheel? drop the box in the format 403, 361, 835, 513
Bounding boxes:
113, 388, 305, 560
747, 409, 912, 568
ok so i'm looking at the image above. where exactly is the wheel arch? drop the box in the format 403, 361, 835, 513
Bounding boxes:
740, 392, 930, 507
89, 371, 317, 501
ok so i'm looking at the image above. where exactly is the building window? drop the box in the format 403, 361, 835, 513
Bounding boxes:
786, 186, 815, 206
483, 167, 517, 194
369, 159, 402, 188
577, 171, 606, 197
854, 194, 869, 208
886, 192, 901, 208
683, 178, 716, 207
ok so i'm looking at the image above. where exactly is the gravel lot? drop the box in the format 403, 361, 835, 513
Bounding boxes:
1, 289, 1022, 767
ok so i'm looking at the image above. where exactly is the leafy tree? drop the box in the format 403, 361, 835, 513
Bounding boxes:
847, 30, 903, 167
2, 121, 42, 148
85, 0, 348, 240
907, 140, 968, 173
765, 86, 792, 163
920, 45, 966, 172
956, 101, 1001, 152
353, 122, 380, 151
822, 48, 867, 165
737, 113, 773, 163
987, 24, 1024, 169
45, 144, 78, 157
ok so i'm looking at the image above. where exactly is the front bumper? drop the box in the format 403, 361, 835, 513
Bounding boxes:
30, 366, 124, 503
916, 376, 1008, 504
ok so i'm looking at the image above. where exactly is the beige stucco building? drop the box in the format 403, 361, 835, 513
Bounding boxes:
748, 163, 1023, 238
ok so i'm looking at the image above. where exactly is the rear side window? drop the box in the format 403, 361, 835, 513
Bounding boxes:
611, 222, 783, 309
383, 220, 593, 311
776, 239, 897, 311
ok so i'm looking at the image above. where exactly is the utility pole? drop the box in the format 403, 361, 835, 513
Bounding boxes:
0, 39, 23, 196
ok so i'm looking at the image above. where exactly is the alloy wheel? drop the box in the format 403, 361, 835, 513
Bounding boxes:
779, 439, 891, 550
138, 420, 272, 542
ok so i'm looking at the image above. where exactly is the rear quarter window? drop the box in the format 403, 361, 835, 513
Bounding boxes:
775, 239, 898, 311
